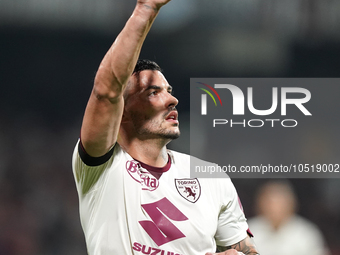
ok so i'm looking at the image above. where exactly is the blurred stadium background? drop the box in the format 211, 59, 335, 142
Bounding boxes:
0, 0, 340, 254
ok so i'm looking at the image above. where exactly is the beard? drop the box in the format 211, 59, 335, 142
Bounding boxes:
130, 112, 181, 140
136, 122, 180, 140
141, 127, 180, 140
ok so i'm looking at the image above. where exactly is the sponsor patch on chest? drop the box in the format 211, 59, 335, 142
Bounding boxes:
175, 178, 201, 203
126, 160, 159, 191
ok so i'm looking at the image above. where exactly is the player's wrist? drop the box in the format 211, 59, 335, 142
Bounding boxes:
136, 1, 162, 14
132, 2, 161, 25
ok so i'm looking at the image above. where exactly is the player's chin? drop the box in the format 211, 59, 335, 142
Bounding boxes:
163, 129, 180, 140
173, 129, 181, 139
166, 133, 180, 140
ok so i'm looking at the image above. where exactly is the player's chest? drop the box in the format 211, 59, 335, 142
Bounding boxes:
122, 172, 218, 253
123, 164, 218, 234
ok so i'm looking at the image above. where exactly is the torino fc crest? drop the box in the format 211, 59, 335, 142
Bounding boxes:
175, 178, 201, 203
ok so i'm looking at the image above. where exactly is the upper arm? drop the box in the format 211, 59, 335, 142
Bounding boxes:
80, 53, 126, 157
80, 82, 124, 158
78, 4, 162, 157
215, 179, 249, 246
80, 38, 132, 158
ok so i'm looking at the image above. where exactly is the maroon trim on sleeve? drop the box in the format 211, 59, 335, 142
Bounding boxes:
78, 139, 114, 166
247, 228, 254, 238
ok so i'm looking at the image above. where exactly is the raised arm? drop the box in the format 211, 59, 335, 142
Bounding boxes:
81, 0, 171, 157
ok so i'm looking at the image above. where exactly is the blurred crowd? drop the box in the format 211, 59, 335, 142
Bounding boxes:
0, 114, 86, 255
248, 180, 330, 255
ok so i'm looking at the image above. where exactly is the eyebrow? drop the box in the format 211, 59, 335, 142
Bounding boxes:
145, 85, 173, 92
145, 85, 161, 91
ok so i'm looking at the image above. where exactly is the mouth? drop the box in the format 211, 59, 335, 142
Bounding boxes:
165, 111, 179, 125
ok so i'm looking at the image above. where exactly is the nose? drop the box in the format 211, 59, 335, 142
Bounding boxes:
167, 93, 179, 109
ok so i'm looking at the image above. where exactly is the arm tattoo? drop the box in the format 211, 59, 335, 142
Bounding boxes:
217, 236, 260, 255
142, 4, 159, 12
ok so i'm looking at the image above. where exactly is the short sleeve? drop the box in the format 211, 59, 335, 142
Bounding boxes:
72, 139, 115, 196
214, 179, 249, 247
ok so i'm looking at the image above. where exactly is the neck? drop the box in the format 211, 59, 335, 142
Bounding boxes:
118, 136, 170, 167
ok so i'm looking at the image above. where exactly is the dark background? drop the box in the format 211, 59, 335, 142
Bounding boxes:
0, 0, 340, 254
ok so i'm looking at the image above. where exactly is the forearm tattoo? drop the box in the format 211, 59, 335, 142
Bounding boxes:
142, 4, 159, 12
217, 236, 260, 255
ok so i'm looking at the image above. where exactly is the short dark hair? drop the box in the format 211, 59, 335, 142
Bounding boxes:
133, 59, 162, 75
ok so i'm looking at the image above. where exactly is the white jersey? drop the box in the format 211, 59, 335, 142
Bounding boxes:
72, 140, 249, 255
